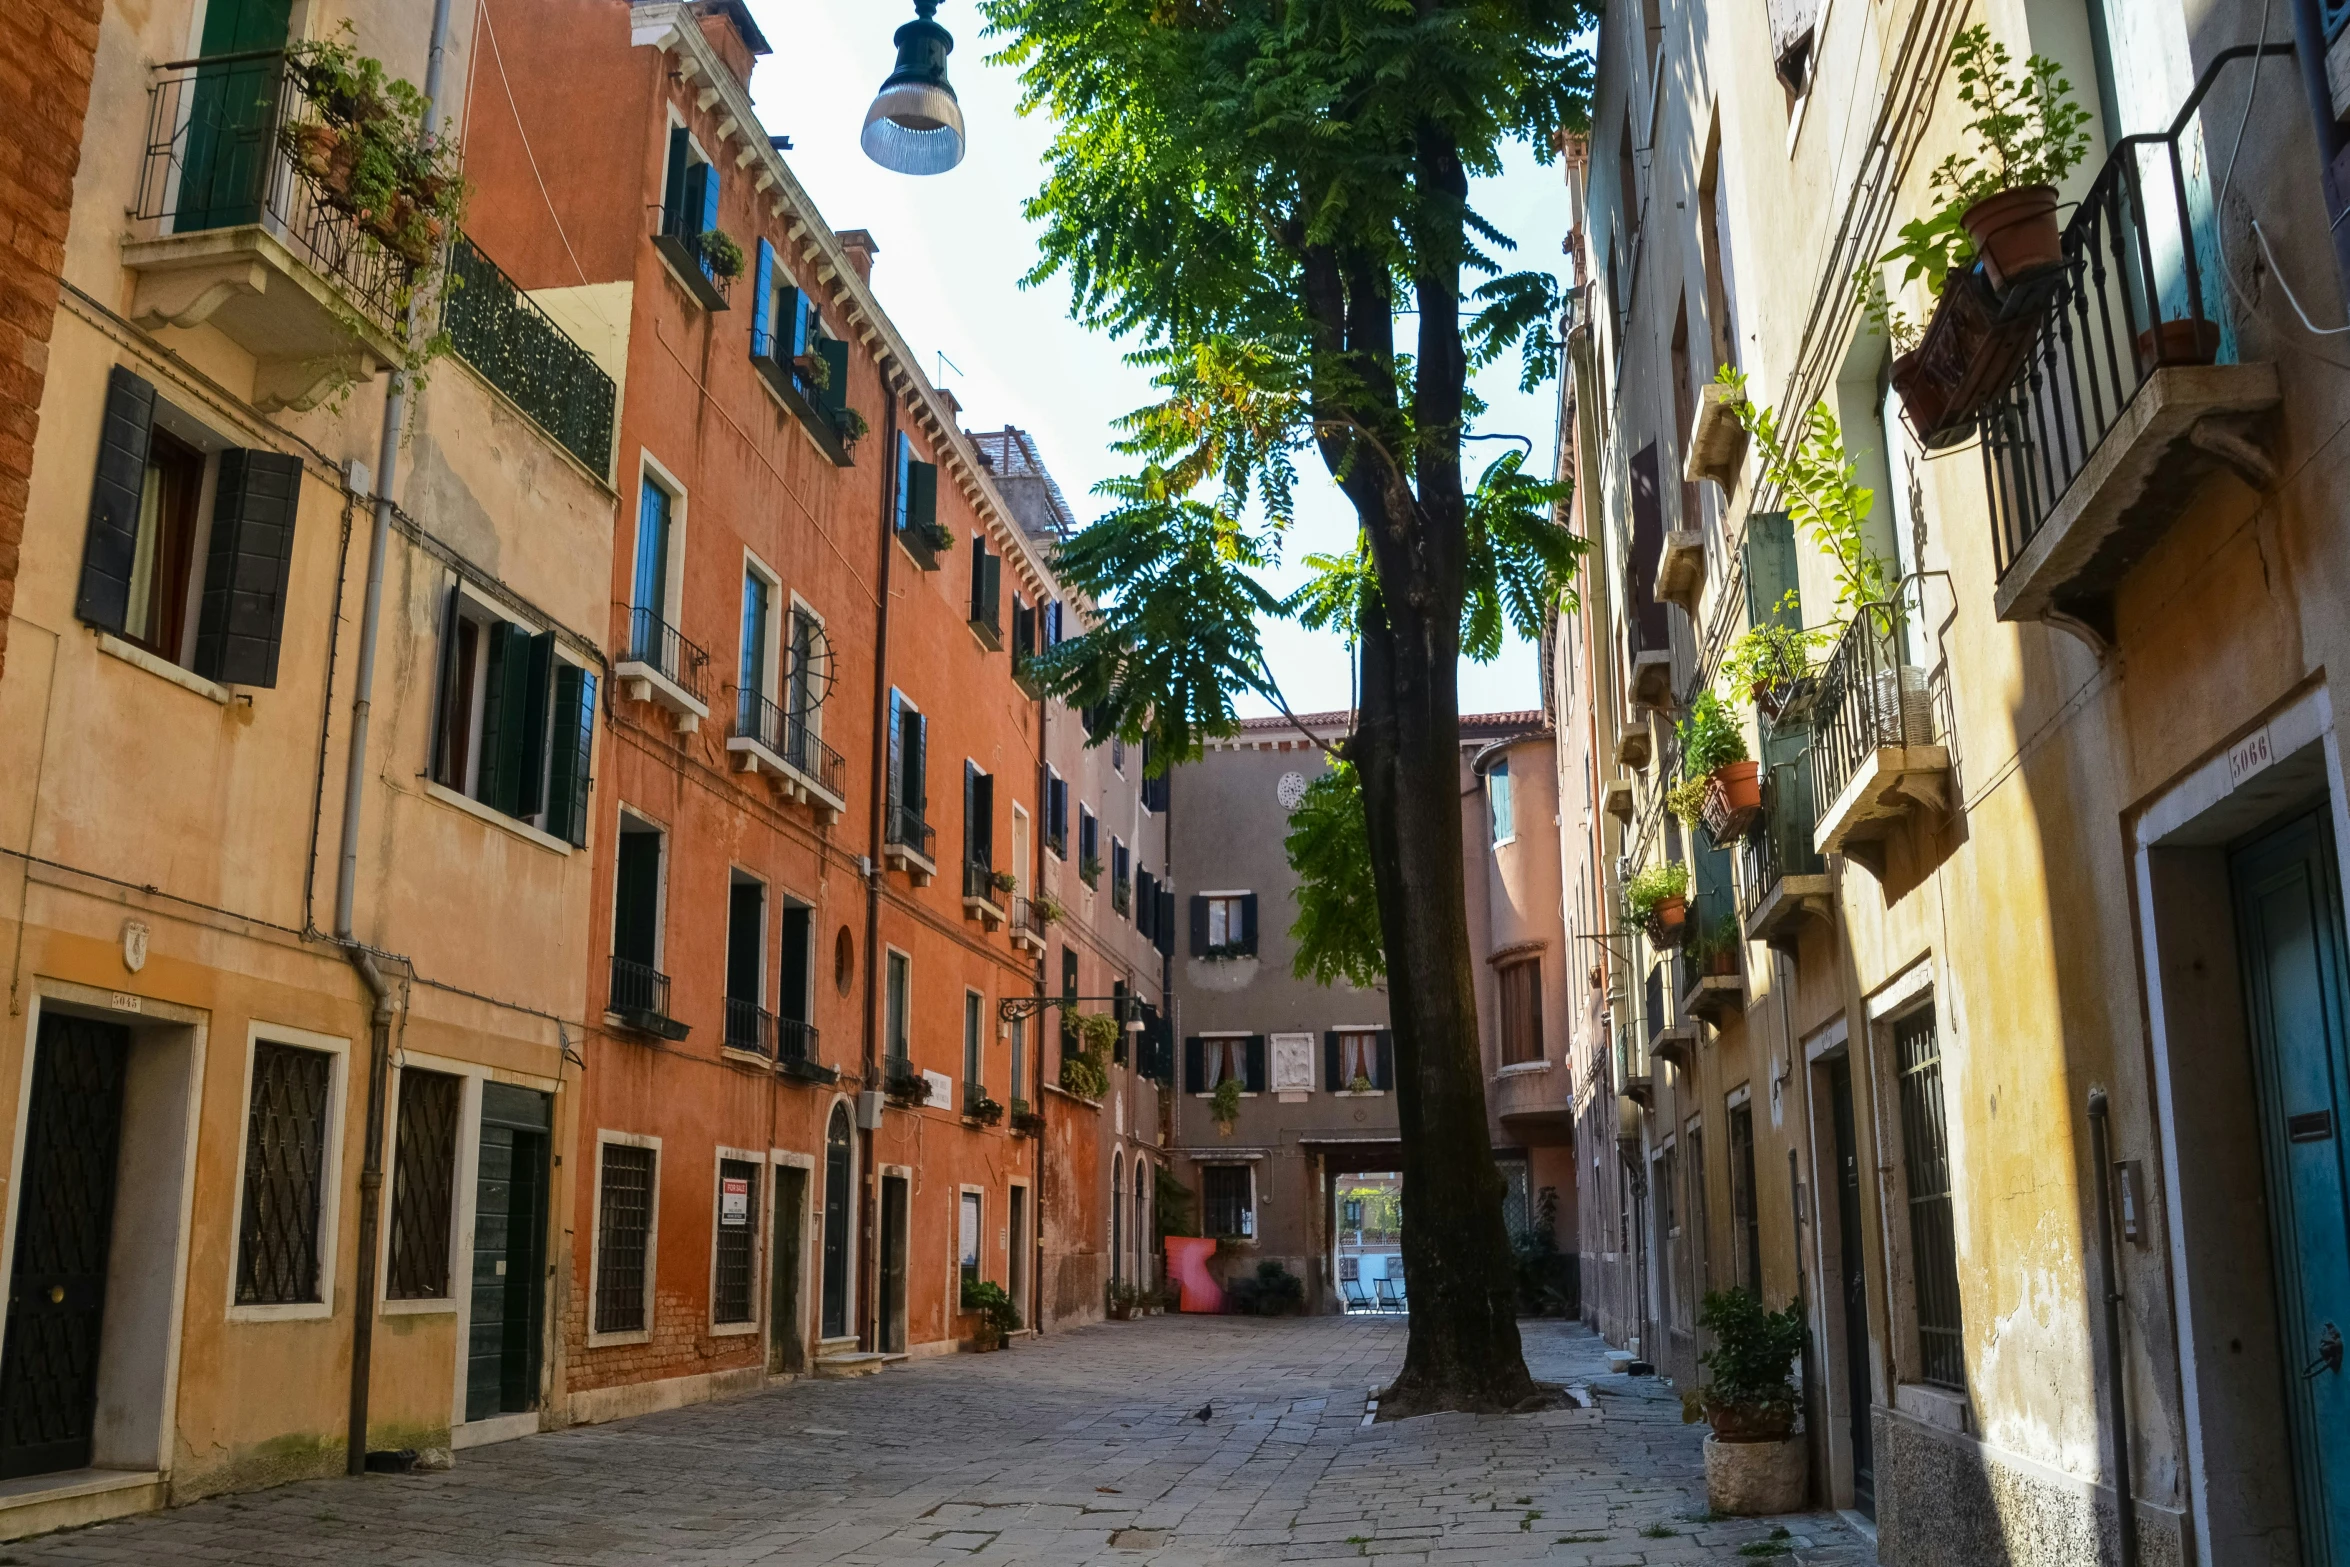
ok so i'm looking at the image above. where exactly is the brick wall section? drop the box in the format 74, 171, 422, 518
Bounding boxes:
0, 0, 103, 681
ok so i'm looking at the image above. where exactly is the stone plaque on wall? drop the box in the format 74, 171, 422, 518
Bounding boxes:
1270, 1031, 1316, 1094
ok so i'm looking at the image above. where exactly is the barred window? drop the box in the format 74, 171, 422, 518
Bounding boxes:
712, 1159, 759, 1325
1201, 1165, 1252, 1239
236, 1041, 333, 1306
595, 1142, 656, 1335
1896, 1009, 1966, 1390
387, 1067, 461, 1299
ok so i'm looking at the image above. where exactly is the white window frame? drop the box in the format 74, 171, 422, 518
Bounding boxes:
421, 579, 590, 855
884, 945, 913, 1067
587, 1129, 663, 1347
957, 1185, 985, 1292
709, 1143, 766, 1336
1195, 1031, 1257, 1097
741, 549, 783, 703
377, 1052, 473, 1318
612, 805, 671, 974
225, 1022, 352, 1323
633, 450, 690, 620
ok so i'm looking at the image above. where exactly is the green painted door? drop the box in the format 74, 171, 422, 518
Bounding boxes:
181, 0, 294, 231
770, 1165, 806, 1373
2231, 809, 2350, 1561
466, 1085, 549, 1422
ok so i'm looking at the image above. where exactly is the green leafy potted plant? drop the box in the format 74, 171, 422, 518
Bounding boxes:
1625, 862, 1691, 947
1346, 1071, 1375, 1094
695, 228, 746, 283
1210, 1077, 1243, 1133
1691, 912, 1742, 978
1008, 1097, 1044, 1136
1723, 373, 1895, 622
835, 405, 872, 450
1718, 594, 1829, 724
1059, 1011, 1116, 1100
1691, 1288, 1810, 1515
1080, 854, 1103, 886
1929, 26, 2093, 293
282, 28, 467, 269
962, 1278, 1021, 1350
1033, 893, 1068, 926
884, 1066, 931, 1105
967, 1095, 1005, 1127
1676, 691, 1759, 841
990, 868, 1018, 897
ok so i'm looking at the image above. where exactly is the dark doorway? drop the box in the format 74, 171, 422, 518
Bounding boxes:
2232, 808, 2350, 1558
879, 1174, 909, 1354
466, 1083, 549, 1422
821, 1105, 852, 1339
0, 1014, 129, 1478
770, 1165, 807, 1373
1829, 1057, 1876, 1517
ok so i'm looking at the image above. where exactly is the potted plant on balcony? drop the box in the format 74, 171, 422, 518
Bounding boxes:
1690, 913, 1742, 979
696, 228, 746, 283
1080, 854, 1103, 887
1625, 862, 1691, 948
1033, 893, 1068, 926
884, 1066, 932, 1106
1930, 26, 2093, 294
1008, 1098, 1045, 1136
1719, 596, 1829, 726
1209, 1077, 1243, 1134
962, 1278, 1021, 1350
967, 1095, 1005, 1127
282, 28, 467, 269
1059, 1012, 1116, 1100
1690, 1288, 1809, 1515
1675, 692, 1760, 843
990, 869, 1017, 898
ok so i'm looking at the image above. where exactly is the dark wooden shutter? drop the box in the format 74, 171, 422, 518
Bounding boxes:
1183, 1036, 1205, 1094
1156, 888, 1174, 955
661, 127, 689, 235
429, 583, 463, 784
1324, 1031, 1342, 1091
816, 338, 850, 413
908, 711, 928, 816
1137, 872, 1156, 939
1239, 894, 1259, 956
1243, 1035, 1267, 1094
546, 665, 595, 847
1189, 896, 1209, 956
76, 366, 157, 634
192, 448, 302, 687
906, 456, 939, 535
1628, 442, 1670, 653
477, 621, 532, 814
613, 831, 660, 968
886, 691, 904, 824
971, 768, 993, 868
980, 552, 1001, 629
1374, 1029, 1395, 1091
515, 630, 556, 818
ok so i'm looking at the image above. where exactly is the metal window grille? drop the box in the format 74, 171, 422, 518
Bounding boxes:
594, 1143, 656, 1334
1202, 1166, 1251, 1238
236, 1042, 332, 1305
387, 1068, 460, 1299
712, 1160, 759, 1325
1896, 1009, 1966, 1391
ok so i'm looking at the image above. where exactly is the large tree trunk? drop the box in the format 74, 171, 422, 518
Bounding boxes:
1310, 118, 1537, 1418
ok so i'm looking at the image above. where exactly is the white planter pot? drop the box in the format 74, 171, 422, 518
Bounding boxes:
1703, 1432, 1808, 1516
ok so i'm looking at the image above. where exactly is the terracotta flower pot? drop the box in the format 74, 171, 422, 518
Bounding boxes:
1655, 895, 1687, 929
1889, 348, 1954, 443
1962, 185, 2063, 293
1710, 760, 1762, 814
2137, 317, 2221, 368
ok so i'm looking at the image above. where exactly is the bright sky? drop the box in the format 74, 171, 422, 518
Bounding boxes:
742, 0, 1571, 720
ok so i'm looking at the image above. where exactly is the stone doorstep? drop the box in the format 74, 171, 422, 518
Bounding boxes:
0, 1468, 164, 1543
813, 1350, 890, 1378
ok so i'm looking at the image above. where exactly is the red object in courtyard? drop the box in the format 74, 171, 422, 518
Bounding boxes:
1166, 1237, 1224, 1313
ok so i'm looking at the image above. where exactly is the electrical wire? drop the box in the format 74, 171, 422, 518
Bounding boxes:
2214, 0, 2350, 337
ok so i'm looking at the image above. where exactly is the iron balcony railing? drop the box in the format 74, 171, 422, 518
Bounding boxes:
784, 721, 846, 802
1009, 895, 1046, 945
886, 803, 936, 864
1977, 47, 2286, 573
627, 605, 708, 704
1809, 606, 1935, 825
963, 858, 1002, 904
1741, 751, 1827, 923
778, 1017, 821, 1072
137, 50, 413, 330
723, 997, 772, 1058
610, 957, 674, 1026
654, 209, 733, 305
444, 235, 616, 473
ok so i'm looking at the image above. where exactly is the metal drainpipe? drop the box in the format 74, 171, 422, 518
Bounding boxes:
1031, 681, 1047, 1334
2087, 1089, 2140, 1567
858, 390, 901, 1351
333, 0, 454, 1477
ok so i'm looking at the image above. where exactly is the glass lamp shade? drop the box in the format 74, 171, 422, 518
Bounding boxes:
861, 81, 966, 175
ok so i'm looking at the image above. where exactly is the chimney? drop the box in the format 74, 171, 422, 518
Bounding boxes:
836, 230, 880, 284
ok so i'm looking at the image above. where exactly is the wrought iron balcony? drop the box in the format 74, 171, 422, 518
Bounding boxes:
619, 606, 711, 730
884, 804, 937, 883
1808, 606, 1947, 874
1741, 750, 1831, 952
128, 50, 414, 410
961, 859, 1007, 929
651, 213, 732, 312
1008, 894, 1048, 953
729, 690, 847, 820
444, 235, 615, 474
777, 1018, 835, 1083
723, 997, 773, 1059
610, 957, 687, 1040
1977, 45, 2287, 649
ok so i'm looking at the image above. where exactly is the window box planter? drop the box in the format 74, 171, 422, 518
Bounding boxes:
1699, 761, 1764, 844
1682, 380, 1749, 490
965, 1094, 1004, 1126
884, 1070, 931, 1107
1895, 264, 2055, 450
1642, 896, 1690, 950
1008, 1102, 1044, 1137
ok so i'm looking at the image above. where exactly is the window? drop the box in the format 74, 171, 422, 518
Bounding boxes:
1896, 1008, 1966, 1390
1728, 1101, 1761, 1296
1045, 769, 1068, 857
894, 432, 944, 569
1498, 957, 1544, 1066
887, 691, 930, 853
1140, 739, 1169, 813
1186, 1035, 1264, 1094
1137, 870, 1158, 942
959, 1191, 983, 1287
76, 366, 302, 687
1488, 758, 1515, 843
633, 475, 674, 619
1343, 1198, 1364, 1231
431, 589, 597, 844
1687, 1124, 1710, 1301
1078, 807, 1099, 883
1111, 735, 1125, 774
968, 535, 1001, 641
657, 124, 726, 288
779, 901, 814, 1050
387, 1067, 461, 1300
236, 1040, 334, 1305
963, 989, 984, 1104
1191, 893, 1258, 958
1009, 1012, 1027, 1105
1201, 1166, 1253, 1239
1111, 837, 1130, 916
740, 568, 771, 705
725, 872, 767, 1055
611, 815, 670, 1021
594, 1141, 656, 1335
713, 1158, 759, 1325
785, 604, 825, 749
1659, 1142, 1684, 1327
963, 762, 995, 885
749, 241, 851, 452
1699, 136, 1739, 376
1327, 1029, 1390, 1091
886, 951, 912, 1072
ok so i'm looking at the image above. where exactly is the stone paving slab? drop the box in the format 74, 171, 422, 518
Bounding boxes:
1, 1318, 1875, 1565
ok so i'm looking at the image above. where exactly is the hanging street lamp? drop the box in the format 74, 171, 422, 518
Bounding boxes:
861, 0, 966, 176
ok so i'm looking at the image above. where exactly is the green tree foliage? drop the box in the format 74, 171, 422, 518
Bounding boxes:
1283, 761, 1384, 988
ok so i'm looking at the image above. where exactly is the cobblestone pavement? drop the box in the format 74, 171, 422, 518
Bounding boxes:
8, 1318, 1878, 1566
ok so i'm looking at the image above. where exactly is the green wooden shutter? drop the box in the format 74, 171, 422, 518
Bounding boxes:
76, 366, 157, 634
1189, 895, 1209, 956
1239, 894, 1259, 956
980, 552, 1001, 630
1742, 511, 1802, 630
909, 710, 928, 817
973, 770, 993, 868
477, 621, 532, 815
816, 339, 850, 414
428, 582, 463, 786
907, 459, 939, 539
192, 448, 301, 687
515, 630, 557, 819
1324, 1031, 1342, 1091
1243, 1036, 1267, 1094
661, 127, 689, 236
546, 665, 595, 847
